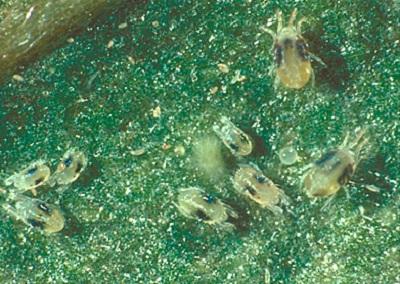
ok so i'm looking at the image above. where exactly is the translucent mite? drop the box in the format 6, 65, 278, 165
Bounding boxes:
262, 9, 324, 89
2, 194, 64, 233
212, 116, 253, 157
303, 129, 368, 198
4, 160, 51, 195
233, 163, 289, 214
175, 187, 238, 226
49, 149, 87, 186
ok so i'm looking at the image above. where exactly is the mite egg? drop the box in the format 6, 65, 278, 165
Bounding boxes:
279, 146, 298, 165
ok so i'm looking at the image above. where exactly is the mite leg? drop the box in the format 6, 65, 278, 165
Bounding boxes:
277, 10, 283, 31
279, 189, 291, 206
260, 26, 276, 40
31, 188, 38, 196
2, 204, 29, 226
340, 132, 350, 148
321, 194, 336, 211
273, 74, 280, 90
310, 68, 315, 88
4, 175, 16, 186
225, 204, 238, 219
267, 64, 275, 77
350, 128, 367, 149
288, 8, 297, 27
354, 136, 369, 163
267, 204, 283, 215
309, 52, 327, 67
297, 17, 307, 34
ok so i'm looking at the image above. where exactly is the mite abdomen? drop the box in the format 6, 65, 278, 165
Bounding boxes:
276, 44, 312, 89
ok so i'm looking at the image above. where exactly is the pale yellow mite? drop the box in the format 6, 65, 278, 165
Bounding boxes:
175, 187, 238, 226
49, 148, 87, 186
2, 194, 64, 233
233, 164, 289, 215
262, 9, 324, 89
212, 116, 253, 157
303, 129, 368, 198
4, 160, 51, 196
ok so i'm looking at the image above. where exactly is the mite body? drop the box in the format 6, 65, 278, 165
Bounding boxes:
2, 194, 64, 233
4, 160, 51, 195
262, 9, 323, 89
175, 187, 238, 226
49, 149, 87, 186
213, 116, 253, 157
233, 163, 289, 214
303, 130, 368, 198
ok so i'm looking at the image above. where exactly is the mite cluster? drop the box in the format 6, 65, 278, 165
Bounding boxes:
176, 116, 368, 228
1, 148, 87, 233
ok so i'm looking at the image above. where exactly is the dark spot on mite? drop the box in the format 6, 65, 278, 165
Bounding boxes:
296, 38, 309, 61
254, 174, 267, 184
283, 38, 293, 48
315, 150, 338, 166
203, 194, 215, 204
27, 218, 44, 229
245, 185, 257, 196
27, 167, 37, 176
338, 163, 355, 185
63, 156, 73, 167
195, 209, 211, 221
75, 162, 83, 174
229, 143, 239, 152
274, 44, 283, 66
35, 177, 44, 185
38, 202, 50, 213
239, 133, 249, 144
